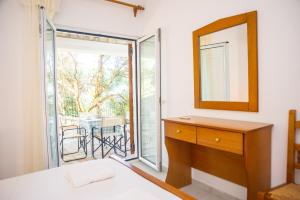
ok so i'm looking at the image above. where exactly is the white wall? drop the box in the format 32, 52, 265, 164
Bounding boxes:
0, 0, 26, 179
141, 0, 300, 199
54, 0, 146, 38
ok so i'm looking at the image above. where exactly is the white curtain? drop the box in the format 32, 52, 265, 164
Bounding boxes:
20, 0, 61, 173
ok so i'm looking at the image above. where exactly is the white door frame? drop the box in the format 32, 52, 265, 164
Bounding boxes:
137, 28, 162, 171
40, 7, 60, 168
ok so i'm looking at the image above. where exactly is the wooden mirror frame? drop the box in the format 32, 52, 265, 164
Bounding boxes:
193, 11, 258, 112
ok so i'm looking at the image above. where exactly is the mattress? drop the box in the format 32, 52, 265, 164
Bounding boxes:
0, 158, 181, 200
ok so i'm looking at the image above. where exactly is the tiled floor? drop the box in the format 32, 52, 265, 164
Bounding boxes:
130, 160, 241, 200
181, 180, 241, 200
130, 159, 168, 180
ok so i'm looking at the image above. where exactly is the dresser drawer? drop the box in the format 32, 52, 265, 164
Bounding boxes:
165, 122, 197, 143
197, 128, 243, 155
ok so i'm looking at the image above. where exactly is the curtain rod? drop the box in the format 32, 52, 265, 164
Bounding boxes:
105, 0, 145, 17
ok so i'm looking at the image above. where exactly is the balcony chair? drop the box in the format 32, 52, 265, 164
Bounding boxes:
113, 123, 131, 158
91, 117, 130, 159
60, 125, 88, 162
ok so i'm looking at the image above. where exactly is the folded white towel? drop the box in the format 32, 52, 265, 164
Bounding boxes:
110, 188, 160, 200
65, 160, 115, 187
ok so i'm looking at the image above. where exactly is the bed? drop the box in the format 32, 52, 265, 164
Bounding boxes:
0, 155, 195, 200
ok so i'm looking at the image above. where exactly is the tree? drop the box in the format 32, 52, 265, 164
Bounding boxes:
56, 51, 86, 116
68, 53, 86, 112
57, 49, 129, 118
88, 55, 128, 116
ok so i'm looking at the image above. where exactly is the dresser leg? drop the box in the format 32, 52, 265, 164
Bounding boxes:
165, 137, 192, 188
244, 128, 271, 200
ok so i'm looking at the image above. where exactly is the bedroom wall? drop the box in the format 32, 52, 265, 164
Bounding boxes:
0, 0, 27, 179
140, 0, 300, 199
53, 0, 146, 38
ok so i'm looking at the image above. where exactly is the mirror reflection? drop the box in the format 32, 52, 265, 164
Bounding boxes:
200, 23, 248, 102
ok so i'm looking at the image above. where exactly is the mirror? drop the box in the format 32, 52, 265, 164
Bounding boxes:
200, 24, 248, 102
193, 11, 258, 112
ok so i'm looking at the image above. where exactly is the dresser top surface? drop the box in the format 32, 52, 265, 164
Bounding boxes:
163, 116, 273, 133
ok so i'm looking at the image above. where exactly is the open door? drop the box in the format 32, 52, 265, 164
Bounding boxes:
40, 7, 60, 168
137, 29, 162, 171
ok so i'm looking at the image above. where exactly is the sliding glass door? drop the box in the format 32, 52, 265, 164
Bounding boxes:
138, 29, 162, 171
40, 8, 59, 168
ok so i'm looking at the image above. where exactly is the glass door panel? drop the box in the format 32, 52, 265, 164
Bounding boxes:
41, 8, 59, 168
138, 29, 161, 171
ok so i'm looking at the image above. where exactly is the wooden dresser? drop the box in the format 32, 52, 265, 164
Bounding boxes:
163, 116, 273, 200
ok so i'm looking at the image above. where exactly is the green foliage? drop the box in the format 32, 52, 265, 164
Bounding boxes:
108, 93, 129, 117
62, 96, 78, 117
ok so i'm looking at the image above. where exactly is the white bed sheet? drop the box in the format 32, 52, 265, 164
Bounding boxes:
0, 158, 181, 200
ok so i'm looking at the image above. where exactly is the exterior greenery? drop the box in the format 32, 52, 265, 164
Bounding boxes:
57, 50, 129, 119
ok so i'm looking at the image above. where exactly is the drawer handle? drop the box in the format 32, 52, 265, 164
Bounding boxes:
215, 138, 221, 143
176, 130, 181, 134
